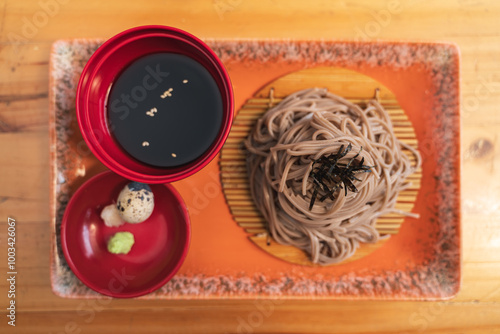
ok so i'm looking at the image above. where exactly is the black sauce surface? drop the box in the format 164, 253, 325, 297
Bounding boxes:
107, 53, 223, 167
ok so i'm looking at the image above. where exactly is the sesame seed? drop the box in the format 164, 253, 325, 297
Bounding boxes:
171, 153, 177, 158
146, 107, 157, 117
182, 79, 188, 84
160, 88, 173, 99
142, 141, 150, 147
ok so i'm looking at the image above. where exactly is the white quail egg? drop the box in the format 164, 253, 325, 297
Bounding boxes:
116, 182, 154, 223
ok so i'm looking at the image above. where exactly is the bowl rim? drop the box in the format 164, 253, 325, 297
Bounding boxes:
76, 25, 234, 184
60, 170, 191, 298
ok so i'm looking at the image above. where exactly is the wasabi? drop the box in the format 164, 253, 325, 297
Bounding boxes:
107, 232, 135, 254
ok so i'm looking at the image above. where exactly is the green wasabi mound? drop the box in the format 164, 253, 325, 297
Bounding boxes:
107, 232, 135, 254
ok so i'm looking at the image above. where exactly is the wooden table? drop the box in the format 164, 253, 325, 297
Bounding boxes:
1, 0, 500, 332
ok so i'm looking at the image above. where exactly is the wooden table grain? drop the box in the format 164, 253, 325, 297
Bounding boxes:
1, 0, 500, 333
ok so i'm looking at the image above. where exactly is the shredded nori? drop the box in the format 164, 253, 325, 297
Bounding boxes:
308, 143, 374, 210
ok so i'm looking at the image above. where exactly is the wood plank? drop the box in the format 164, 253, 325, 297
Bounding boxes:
0, 221, 51, 268
1, 1, 500, 332
0, 132, 49, 200
11, 303, 500, 334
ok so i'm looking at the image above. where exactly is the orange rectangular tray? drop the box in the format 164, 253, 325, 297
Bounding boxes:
49, 39, 460, 299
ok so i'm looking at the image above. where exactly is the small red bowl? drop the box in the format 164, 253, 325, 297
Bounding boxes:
76, 25, 233, 183
61, 171, 190, 298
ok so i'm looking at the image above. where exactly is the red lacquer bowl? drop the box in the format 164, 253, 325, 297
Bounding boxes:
76, 25, 234, 183
61, 171, 191, 298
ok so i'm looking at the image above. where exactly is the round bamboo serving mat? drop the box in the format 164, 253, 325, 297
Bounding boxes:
220, 67, 422, 266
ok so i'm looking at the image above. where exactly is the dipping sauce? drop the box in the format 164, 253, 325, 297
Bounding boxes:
107, 53, 223, 167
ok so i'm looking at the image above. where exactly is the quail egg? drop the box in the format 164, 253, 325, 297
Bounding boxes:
116, 182, 154, 223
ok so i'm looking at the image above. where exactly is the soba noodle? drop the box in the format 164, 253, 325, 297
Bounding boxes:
245, 88, 421, 265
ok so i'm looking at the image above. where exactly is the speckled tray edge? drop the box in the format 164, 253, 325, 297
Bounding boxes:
49, 39, 461, 300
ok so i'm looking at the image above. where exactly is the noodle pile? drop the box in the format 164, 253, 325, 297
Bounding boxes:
245, 88, 421, 265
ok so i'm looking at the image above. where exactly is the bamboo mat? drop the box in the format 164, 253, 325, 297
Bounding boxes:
220, 67, 422, 266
